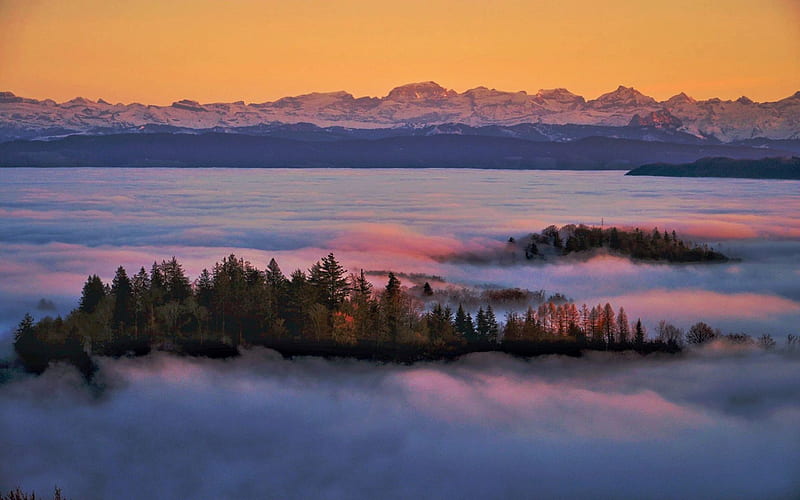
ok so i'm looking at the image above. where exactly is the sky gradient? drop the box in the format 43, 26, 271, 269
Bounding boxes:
1, 0, 798, 104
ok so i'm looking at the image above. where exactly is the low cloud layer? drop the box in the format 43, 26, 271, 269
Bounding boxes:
1, 349, 799, 499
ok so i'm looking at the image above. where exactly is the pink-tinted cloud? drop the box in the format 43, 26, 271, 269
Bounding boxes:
639, 215, 800, 241
326, 223, 497, 259
589, 289, 800, 324
393, 368, 711, 439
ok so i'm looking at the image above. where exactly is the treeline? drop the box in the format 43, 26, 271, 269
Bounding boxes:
653, 320, 787, 350
627, 156, 800, 180
13, 253, 693, 376
1, 487, 67, 500
20, 251, 793, 377
522, 224, 727, 262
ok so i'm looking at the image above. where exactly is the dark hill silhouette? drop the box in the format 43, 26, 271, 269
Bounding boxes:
627, 156, 800, 179
0, 133, 792, 169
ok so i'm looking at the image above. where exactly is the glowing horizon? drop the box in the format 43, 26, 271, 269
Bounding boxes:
1, 0, 798, 105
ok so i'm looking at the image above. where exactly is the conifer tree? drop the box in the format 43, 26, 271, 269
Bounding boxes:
384, 272, 401, 301
111, 266, 134, 331
351, 269, 373, 303
485, 305, 499, 343
426, 303, 455, 343
382, 273, 402, 342
13, 313, 47, 373
602, 303, 616, 346
266, 258, 287, 288
79, 275, 106, 314
150, 261, 166, 307
283, 269, 310, 337
311, 253, 349, 310
13, 313, 35, 344
475, 307, 487, 340
616, 307, 630, 344
634, 318, 645, 346
503, 312, 523, 341
454, 304, 475, 339
195, 269, 214, 309
161, 257, 192, 302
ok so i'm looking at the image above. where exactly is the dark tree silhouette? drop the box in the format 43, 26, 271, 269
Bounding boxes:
1, 486, 67, 500
381, 272, 403, 342
634, 318, 645, 347
686, 322, 718, 344
485, 305, 499, 343
310, 253, 350, 310
616, 307, 630, 344
758, 334, 776, 349
454, 304, 475, 340
161, 257, 192, 303
518, 224, 727, 262
111, 266, 134, 331
655, 320, 683, 346
78, 274, 105, 314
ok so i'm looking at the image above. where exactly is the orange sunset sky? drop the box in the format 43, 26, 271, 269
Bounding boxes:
0, 0, 798, 105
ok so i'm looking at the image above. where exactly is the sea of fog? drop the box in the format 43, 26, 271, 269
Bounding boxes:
1, 168, 799, 499
2, 348, 799, 499
0, 168, 798, 339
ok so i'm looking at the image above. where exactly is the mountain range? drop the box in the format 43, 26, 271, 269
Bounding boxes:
2, 82, 799, 143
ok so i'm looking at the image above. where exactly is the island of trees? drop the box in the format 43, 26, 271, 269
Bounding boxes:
13, 253, 784, 379
447, 224, 728, 264
524, 224, 728, 262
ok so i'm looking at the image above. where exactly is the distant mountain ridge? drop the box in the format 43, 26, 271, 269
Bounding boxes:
2, 82, 799, 143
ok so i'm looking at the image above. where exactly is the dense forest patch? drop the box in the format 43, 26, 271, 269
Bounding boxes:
443, 224, 728, 264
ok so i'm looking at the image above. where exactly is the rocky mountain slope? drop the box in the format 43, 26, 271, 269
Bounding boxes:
2, 82, 799, 142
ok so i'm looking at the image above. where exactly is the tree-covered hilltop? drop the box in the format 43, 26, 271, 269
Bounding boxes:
519, 224, 728, 262
13, 253, 687, 377
626, 156, 800, 180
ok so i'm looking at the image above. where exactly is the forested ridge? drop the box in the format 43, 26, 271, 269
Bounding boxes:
12, 252, 784, 379
626, 156, 800, 180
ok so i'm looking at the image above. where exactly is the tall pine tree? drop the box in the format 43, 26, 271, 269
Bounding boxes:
111, 266, 134, 331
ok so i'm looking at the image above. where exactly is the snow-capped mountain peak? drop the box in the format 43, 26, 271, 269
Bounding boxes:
666, 92, 696, 105
590, 86, 657, 108
385, 82, 457, 101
